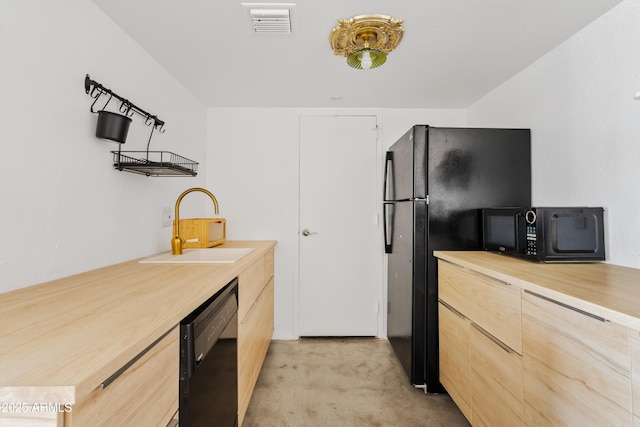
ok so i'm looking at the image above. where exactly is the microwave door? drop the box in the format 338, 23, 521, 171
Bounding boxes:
483, 208, 523, 253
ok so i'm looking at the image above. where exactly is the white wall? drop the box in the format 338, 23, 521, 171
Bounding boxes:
207, 108, 465, 339
0, 1, 208, 293
467, 0, 640, 269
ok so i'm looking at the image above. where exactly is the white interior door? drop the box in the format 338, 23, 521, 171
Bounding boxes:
299, 115, 380, 336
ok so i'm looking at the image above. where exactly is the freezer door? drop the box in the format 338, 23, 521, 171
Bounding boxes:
386, 126, 427, 200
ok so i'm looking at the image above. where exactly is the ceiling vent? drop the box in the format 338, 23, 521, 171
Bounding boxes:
242, 3, 295, 35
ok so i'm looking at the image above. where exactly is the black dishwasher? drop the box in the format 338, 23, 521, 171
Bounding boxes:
179, 278, 238, 426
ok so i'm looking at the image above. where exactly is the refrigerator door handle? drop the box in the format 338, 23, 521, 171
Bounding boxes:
383, 151, 393, 201
383, 202, 393, 254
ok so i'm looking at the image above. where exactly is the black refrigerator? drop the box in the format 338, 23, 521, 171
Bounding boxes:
383, 125, 531, 392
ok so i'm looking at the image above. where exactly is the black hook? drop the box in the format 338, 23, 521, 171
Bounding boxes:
146, 121, 156, 153
145, 115, 154, 127
90, 92, 102, 113
90, 86, 103, 100
153, 117, 166, 133
119, 100, 134, 118
101, 93, 113, 112
86, 75, 104, 100
154, 117, 166, 133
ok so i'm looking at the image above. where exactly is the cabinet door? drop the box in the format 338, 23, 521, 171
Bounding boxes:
522, 291, 632, 426
631, 330, 640, 426
438, 261, 474, 317
238, 278, 274, 425
470, 323, 523, 427
238, 255, 267, 321
68, 327, 179, 427
439, 260, 521, 353
438, 300, 471, 422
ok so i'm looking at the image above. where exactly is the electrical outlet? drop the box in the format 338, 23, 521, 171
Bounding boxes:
161, 206, 172, 228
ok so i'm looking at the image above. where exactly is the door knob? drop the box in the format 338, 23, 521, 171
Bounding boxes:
302, 228, 318, 236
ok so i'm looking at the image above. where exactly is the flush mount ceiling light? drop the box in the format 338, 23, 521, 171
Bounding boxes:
329, 14, 404, 70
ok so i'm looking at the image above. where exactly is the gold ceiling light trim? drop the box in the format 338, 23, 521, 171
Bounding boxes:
329, 14, 404, 70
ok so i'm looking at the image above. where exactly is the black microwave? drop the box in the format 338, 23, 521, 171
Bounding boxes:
481, 207, 605, 262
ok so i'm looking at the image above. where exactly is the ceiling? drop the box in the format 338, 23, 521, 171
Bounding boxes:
92, 0, 622, 109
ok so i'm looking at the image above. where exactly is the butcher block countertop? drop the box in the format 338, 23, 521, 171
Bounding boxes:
434, 251, 640, 330
0, 240, 276, 406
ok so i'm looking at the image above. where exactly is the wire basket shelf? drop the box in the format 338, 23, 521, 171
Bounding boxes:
112, 151, 198, 177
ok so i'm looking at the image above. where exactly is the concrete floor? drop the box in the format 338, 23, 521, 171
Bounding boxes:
243, 338, 470, 427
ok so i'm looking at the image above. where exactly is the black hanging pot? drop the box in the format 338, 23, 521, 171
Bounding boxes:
96, 110, 132, 143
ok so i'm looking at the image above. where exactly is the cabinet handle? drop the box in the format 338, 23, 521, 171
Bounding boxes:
452, 261, 511, 287
101, 325, 176, 389
438, 299, 466, 320
524, 290, 606, 323
476, 270, 511, 287
471, 323, 515, 355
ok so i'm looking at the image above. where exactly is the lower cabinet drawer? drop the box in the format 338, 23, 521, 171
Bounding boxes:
238, 278, 274, 425
238, 256, 267, 321
522, 291, 631, 426
439, 260, 522, 354
470, 324, 523, 427
67, 327, 179, 427
438, 301, 471, 422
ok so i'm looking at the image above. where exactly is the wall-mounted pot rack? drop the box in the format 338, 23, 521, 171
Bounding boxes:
85, 74, 198, 177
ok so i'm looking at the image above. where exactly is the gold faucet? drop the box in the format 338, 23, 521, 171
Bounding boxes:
172, 187, 219, 255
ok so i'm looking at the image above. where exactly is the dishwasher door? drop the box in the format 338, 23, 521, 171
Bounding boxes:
179, 279, 238, 426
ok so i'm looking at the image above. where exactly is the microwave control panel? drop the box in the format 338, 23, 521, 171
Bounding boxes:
525, 226, 537, 255
525, 210, 538, 256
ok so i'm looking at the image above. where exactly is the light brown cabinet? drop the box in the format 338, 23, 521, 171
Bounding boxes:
0, 241, 277, 427
67, 246, 275, 427
470, 323, 523, 426
434, 250, 640, 427
67, 327, 179, 427
68, 248, 275, 427
438, 260, 521, 353
438, 300, 471, 421
522, 290, 632, 426
438, 260, 523, 426
238, 248, 274, 426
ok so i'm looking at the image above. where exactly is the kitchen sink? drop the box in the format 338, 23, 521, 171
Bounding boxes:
139, 247, 254, 264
